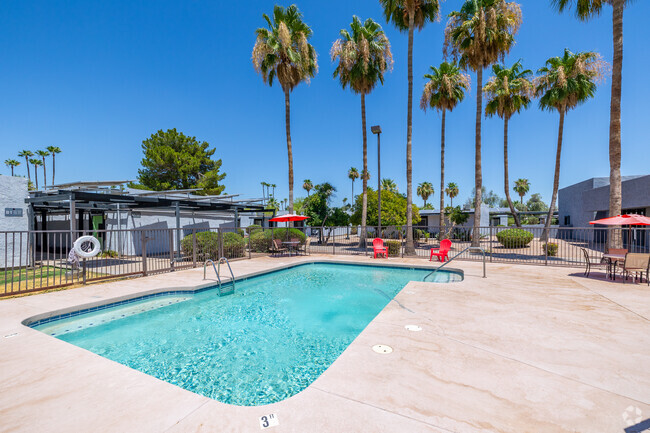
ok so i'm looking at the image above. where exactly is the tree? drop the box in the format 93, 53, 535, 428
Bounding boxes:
293, 197, 306, 214
253, 5, 318, 215
303, 182, 336, 227
46, 146, 61, 186
381, 178, 399, 193
380, 0, 441, 255
445, 182, 459, 206
445, 0, 522, 246
526, 193, 548, 212
18, 150, 33, 182
332, 15, 393, 247
351, 187, 420, 227
5, 159, 20, 176
29, 158, 42, 189
417, 181, 434, 206
271, 184, 277, 199
535, 48, 605, 240
35, 150, 50, 189
466, 186, 502, 208
303, 179, 313, 196
484, 60, 533, 227
421, 61, 470, 238
551, 0, 633, 248
347, 167, 360, 205
134, 128, 226, 195
513, 178, 530, 204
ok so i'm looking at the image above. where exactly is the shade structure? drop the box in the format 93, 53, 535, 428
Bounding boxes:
589, 214, 650, 226
269, 214, 310, 222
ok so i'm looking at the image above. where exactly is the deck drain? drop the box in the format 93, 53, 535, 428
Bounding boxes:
372, 344, 393, 354
3, 333, 18, 338
405, 325, 422, 332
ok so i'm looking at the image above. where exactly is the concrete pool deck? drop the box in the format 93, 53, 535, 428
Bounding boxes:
0, 255, 648, 432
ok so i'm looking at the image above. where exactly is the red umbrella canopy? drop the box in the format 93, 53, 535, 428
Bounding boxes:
589, 214, 650, 225
268, 214, 310, 222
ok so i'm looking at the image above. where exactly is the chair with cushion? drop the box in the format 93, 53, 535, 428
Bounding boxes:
621, 253, 650, 284
430, 239, 452, 262
373, 238, 388, 259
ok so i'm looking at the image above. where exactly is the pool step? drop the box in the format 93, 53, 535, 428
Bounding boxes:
218, 281, 235, 296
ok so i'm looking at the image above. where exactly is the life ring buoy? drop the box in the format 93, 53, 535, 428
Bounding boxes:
73, 236, 101, 258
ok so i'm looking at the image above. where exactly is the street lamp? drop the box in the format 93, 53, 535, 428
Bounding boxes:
371, 125, 382, 235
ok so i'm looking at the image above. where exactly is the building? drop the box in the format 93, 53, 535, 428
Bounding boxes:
0, 175, 30, 268
419, 204, 490, 231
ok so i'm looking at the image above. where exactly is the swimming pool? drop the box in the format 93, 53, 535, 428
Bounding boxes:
31, 262, 461, 406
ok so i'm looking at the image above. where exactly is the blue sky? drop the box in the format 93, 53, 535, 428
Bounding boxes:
1, 0, 648, 208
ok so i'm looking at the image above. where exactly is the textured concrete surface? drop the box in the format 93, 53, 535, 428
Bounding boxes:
0, 255, 648, 432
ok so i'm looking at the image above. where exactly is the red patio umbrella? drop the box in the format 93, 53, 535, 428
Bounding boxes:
589, 214, 650, 226
268, 214, 310, 223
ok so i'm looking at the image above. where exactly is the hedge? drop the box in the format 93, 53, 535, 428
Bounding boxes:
543, 242, 558, 256
496, 228, 534, 248
249, 228, 306, 253
385, 240, 401, 257
180, 231, 246, 260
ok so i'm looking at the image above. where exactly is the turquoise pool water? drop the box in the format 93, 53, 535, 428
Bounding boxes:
33, 263, 461, 406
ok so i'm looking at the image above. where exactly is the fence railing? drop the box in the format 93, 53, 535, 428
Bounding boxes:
2, 225, 648, 297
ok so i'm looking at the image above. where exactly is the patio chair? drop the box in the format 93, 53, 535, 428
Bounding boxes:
621, 253, 650, 284
430, 239, 452, 262
296, 238, 311, 255
373, 238, 388, 259
269, 239, 287, 257
580, 248, 606, 277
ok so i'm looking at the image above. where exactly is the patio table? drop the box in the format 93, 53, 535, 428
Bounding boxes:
282, 241, 300, 256
602, 253, 626, 280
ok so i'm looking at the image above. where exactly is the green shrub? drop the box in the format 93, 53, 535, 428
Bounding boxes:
543, 242, 558, 256
351, 226, 358, 235
249, 228, 306, 253
385, 240, 401, 257
100, 250, 118, 258
496, 228, 534, 248
180, 231, 246, 260
222, 232, 245, 258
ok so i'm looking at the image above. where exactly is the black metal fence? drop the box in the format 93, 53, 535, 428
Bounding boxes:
2, 225, 648, 297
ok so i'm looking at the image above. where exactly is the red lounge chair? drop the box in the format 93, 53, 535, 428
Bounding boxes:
430, 239, 452, 262
373, 238, 388, 259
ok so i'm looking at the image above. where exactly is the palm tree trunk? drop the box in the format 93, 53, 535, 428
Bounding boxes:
360, 93, 369, 247
24, 157, 30, 182
52, 154, 56, 185
42, 157, 47, 189
543, 110, 565, 242
440, 110, 446, 238
472, 67, 483, 247
608, 0, 623, 249
404, 14, 415, 255
11, 166, 14, 176
284, 88, 294, 218
351, 180, 354, 208
503, 117, 521, 227
34, 164, 39, 190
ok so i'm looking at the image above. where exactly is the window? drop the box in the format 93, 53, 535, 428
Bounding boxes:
564, 215, 571, 226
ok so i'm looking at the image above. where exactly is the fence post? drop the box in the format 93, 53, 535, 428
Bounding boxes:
248, 228, 252, 259
218, 228, 224, 259
544, 231, 548, 266
400, 229, 404, 258
141, 231, 148, 276
333, 228, 336, 255
192, 229, 197, 267
82, 259, 87, 284
169, 230, 175, 271
490, 226, 494, 262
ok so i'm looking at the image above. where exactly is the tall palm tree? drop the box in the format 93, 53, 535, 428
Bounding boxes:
29, 158, 43, 190
484, 60, 533, 228
271, 183, 276, 199
381, 178, 399, 193
332, 16, 393, 246
261, 182, 266, 201
253, 5, 318, 216
446, 182, 459, 207
445, 0, 522, 246
513, 178, 530, 204
535, 48, 605, 240
551, 0, 632, 249
5, 159, 20, 176
46, 146, 61, 186
421, 61, 470, 237
35, 150, 50, 189
303, 179, 313, 196
18, 150, 33, 182
380, 0, 440, 255
347, 167, 360, 205
417, 181, 434, 206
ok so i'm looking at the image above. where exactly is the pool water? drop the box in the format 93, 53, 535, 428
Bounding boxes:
33, 263, 460, 406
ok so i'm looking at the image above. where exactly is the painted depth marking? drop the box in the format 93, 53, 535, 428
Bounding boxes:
259, 413, 279, 429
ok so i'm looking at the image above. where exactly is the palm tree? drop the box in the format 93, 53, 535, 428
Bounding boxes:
253, 5, 318, 215
484, 60, 533, 228
35, 150, 50, 189
380, 0, 440, 255
417, 181, 434, 206
5, 159, 20, 176
535, 48, 605, 240
445, 0, 522, 246
446, 182, 459, 207
513, 178, 530, 204
303, 179, 313, 196
421, 61, 470, 237
332, 16, 393, 247
29, 158, 43, 189
381, 178, 399, 193
271, 183, 276, 199
347, 167, 360, 205
46, 146, 61, 186
18, 150, 33, 182
261, 182, 266, 201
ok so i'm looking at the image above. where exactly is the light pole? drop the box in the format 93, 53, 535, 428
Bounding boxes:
371, 125, 382, 235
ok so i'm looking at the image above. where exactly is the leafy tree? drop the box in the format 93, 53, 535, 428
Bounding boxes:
513, 178, 530, 204
46, 146, 61, 186
351, 187, 420, 227
293, 197, 306, 214
445, 205, 470, 226
445, 0, 522, 246
417, 181, 434, 207
466, 187, 502, 208
445, 182, 459, 206
302, 179, 313, 196
4, 159, 20, 176
332, 16, 392, 247
484, 60, 533, 227
347, 167, 360, 204
18, 150, 33, 182
421, 61, 470, 238
526, 193, 548, 212
253, 5, 318, 214
381, 0, 441, 255
535, 48, 605, 239
29, 158, 42, 190
133, 128, 226, 195
35, 150, 50, 189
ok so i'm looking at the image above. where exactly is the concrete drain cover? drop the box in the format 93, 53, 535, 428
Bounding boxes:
372, 344, 393, 354
405, 325, 422, 332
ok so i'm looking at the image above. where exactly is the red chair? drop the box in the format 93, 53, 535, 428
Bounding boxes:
430, 239, 452, 262
373, 238, 388, 259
